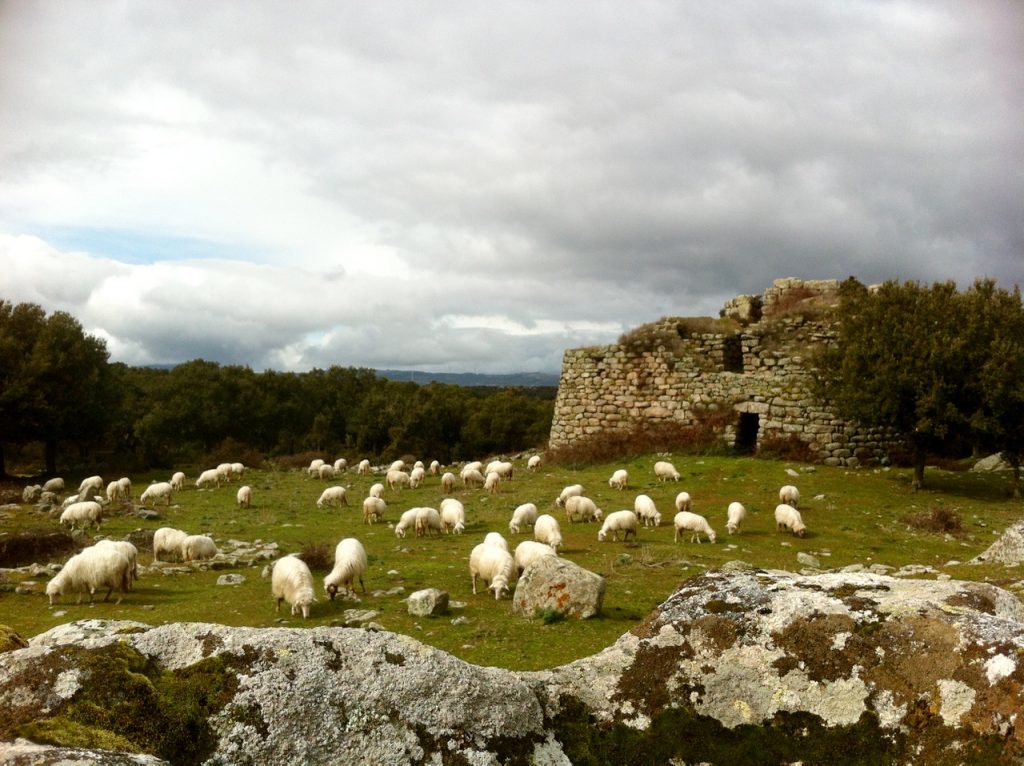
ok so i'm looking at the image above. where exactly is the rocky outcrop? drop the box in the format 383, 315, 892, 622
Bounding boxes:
1, 568, 1022, 765
970, 519, 1024, 566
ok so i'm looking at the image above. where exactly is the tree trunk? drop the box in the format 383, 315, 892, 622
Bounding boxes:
1011, 455, 1021, 501
912, 451, 926, 491
0, 442, 6, 478
45, 439, 57, 476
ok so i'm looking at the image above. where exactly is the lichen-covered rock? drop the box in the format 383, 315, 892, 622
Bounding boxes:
0, 738, 168, 764
1, 569, 1022, 765
970, 519, 1024, 566
513, 556, 605, 619
406, 588, 449, 617
20, 487, 41, 504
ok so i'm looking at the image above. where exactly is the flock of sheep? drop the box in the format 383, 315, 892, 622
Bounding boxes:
37, 453, 809, 617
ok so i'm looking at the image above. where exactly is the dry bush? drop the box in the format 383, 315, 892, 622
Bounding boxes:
268, 451, 330, 471
900, 504, 964, 535
756, 433, 818, 463
205, 438, 266, 470
618, 320, 686, 356
762, 287, 831, 321
296, 542, 333, 572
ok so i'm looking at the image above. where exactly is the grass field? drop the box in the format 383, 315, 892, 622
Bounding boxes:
1, 454, 1021, 671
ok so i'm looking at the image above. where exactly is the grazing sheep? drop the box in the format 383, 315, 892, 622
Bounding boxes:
196, 469, 220, 489
673, 511, 717, 544
94, 539, 139, 588
556, 484, 584, 508
564, 495, 603, 524
413, 460, 425, 470
461, 461, 484, 477
598, 510, 639, 542
324, 538, 367, 599
357, 459, 371, 475
484, 471, 501, 495
533, 514, 563, 552
461, 468, 485, 489
779, 485, 801, 508
509, 502, 538, 534
230, 463, 245, 479
726, 502, 748, 534
362, 496, 386, 524
216, 463, 234, 483
633, 494, 662, 527
775, 504, 807, 537
469, 543, 515, 599
170, 471, 186, 492
318, 464, 336, 481
483, 531, 509, 552
106, 481, 124, 504
153, 527, 188, 562
386, 469, 411, 491
307, 459, 326, 477
59, 501, 103, 531
527, 455, 541, 472
333, 458, 347, 472
409, 466, 426, 489
674, 491, 693, 513
389, 459, 406, 472
654, 461, 681, 482
440, 498, 465, 534
429, 460, 441, 475
42, 477, 65, 493
394, 508, 419, 538
236, 485, 252, 509
441, 472, 456, 494
485, 461, 514, 480
514, 540, 557, 575
316, 486, 349, 509
271, 555, 315, 618
46, 545, 132, 605
369, 483, 385, 499
180, 534, 218, 562
78, 475, 104, 500
140, 482, 173, 507
414, 506, 443, 537
608, 469, 629, 490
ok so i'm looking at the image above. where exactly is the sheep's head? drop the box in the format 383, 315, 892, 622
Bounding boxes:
597, 529, 608, 542
794, 526, 806, 538
594, 509, 604, 521
708, 530, 717, 544
490, 577, 509, 600
325, 583, 339, 600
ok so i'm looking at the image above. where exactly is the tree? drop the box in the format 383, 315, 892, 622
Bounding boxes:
816, 279, 971, 490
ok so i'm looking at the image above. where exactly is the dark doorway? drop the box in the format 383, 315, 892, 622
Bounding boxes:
735, 412, 759, 454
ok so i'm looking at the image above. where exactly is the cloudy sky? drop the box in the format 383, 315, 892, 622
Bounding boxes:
1, 1, 1021, 374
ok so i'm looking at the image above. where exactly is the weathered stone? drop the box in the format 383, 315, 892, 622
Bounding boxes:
21, 486, 42, 504
407, 588, 449, 617
796, 552, 821, 569
970, 519, 1024, 566
216, 574, 245, 586
512, 556, 605, 619
971, 452, 1013, 472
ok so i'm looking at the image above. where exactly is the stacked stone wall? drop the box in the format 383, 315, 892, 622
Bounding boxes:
549, 278, 901, 466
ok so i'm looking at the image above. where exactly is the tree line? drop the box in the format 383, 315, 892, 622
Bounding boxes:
0, 300, 555, 477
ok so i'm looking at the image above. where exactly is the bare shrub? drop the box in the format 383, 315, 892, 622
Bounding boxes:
296, 542, 333, 572
756, 433, 817, 463
900, 504, 964, 535
205, 437, 266, 470
269, 451, 330, 471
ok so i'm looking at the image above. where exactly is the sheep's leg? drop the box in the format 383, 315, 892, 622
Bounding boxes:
359, 575, 366, 593
471, 574, 478, 595
275, 597, 283, 612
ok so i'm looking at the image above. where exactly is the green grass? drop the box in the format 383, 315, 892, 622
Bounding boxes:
1, 456, 1021, 671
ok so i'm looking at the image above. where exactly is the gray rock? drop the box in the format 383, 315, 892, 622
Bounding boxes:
0, 739, 169, 764
970, 519, 1024, 566
796, 552, 821, 568
971, 452, 1012, 472
216, 574, 246, 586
407, 588, 449, 617
512, 556, 605, 619
342, 609, 379, 626
136, 508, 162, 521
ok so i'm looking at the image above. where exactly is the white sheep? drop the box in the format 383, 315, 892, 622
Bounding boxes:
440, 498, 465, 534
633, 494, 662, 527
564, 495, 603, 524
236, 485, 252, 509
461, 461, 484, 477
556, 484, 584, 508
485, 461, 514, 480
414, 506, 443, 537
140, 482, 173, 507
357, 459, 371, 475
608, 469, 629, 490
484, 471, 501, 495
779, 485, 801, 508
170, 471, 186, 492
362, 496, 386, 524
106, 481, 124, 504
230, 463, 245, 479
324, 538, 367, 599
514, 540, 557, 575
271, 554, 315, 618
654, 461, 681, 482
674, 491, 693, 513
429, 460, 441, 475
59, 501, 103, 531
216, 463, 233, 483
461, 468, 485, 489
46, 545, 132, 605
117, 476, 132, 500
196, 469, 220, 489
394, 508, 419, 538
469, 542, 515, 599
386, 469, 411, 490
726, 502, 748, 534
509, 502, 538, 534
333, 458, 348, 472
152, 527, 188, 562
94, 539, 139, 588
60, 493, 80, 508
775, 503, 807, 537
42, 477, 65, 493
483, 531, 509, 552
388, 459, 406, 472
598, 510, 639, 542
441, 472, 456, 494
673, 511, 717, 543
181, 534, 218, 561
318, 464, 336, 481
307, 458, 326, 477
413, 460, 424, 470
409, 466, 426, 488
527, 455, 541, 472
369, 482, 385, 499
78, 475, 104, 499
316, 486, 349, 508
533, 513, 563, 552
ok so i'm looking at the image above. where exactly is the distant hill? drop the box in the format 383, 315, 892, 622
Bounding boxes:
375, 369, 560, 387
